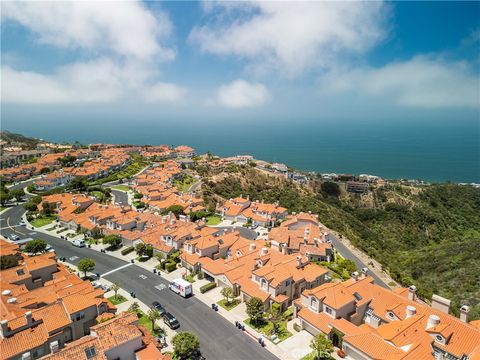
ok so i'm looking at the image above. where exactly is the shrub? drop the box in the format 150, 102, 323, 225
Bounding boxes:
200, 282, 216, 293
294, 323, 304, 333
337, 349, 346, 358
282, 308, 293, 321
165, 262, 177, 273
121, 246, 135, 256
197, 271, 204, 280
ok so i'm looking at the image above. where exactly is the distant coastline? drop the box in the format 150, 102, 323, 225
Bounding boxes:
2, 118, 479, 184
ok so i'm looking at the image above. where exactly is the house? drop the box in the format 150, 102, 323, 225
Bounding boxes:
0, 242, 114, 360
269, 212, 333, 262
199, 243, 329, 312
40, 312, 169, 360
293, 275, 480, 360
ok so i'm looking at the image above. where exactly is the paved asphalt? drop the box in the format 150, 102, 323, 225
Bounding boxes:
0, 205, 278, 360
110, 189, 129, 206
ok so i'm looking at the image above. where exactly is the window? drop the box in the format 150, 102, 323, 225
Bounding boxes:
325, 306, 333, 315
261, 279, 268, 290
16, 269, 25, 276
387, 311, 395, 319
310, 297, 317, 309
435, 335, 444, 343
84, 346, 97, 359
75, 312, 85, 321
285, 280, 290, 286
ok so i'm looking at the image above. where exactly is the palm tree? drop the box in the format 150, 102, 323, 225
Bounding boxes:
147, 308, 161, 332
111, 282, 120, 300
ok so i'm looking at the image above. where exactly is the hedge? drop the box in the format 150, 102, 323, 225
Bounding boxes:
200, 282, 216, 293
165, 262, 177, 273
121, 246, 134, 256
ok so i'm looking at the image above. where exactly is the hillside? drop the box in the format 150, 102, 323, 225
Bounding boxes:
201, 165, 480, 320
0, 130, 41, 149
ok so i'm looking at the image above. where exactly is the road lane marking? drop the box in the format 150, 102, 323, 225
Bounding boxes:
0, 225, 20, 230
6, 218, 25, 235
155, 284, 166, 291
69, 256, 79, 261
101, 263, 133, 277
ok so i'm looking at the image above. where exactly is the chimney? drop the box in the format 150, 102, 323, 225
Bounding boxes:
407, 285, 417, 301
249, 243, 256, 252
21, 353, 31, 360
25, 311, 32, 326
460, 305, 470, 323
351, 272, 359, 281
260, 247, 268, 256
303, 237, 308, 245
431, 294, 451, 314
405, 305, 416, 319
296, 255, 302, 268
170, 218, 175, 225
426, 314, 440, 329
49, 340, 60, 354
0, 320, 8, 338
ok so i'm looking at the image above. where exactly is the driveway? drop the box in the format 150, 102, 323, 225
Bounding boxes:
278, 330, 313, 360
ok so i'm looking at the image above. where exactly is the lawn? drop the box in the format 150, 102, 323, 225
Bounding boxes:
108, 295, 127, 305
206, 215, 221, 226
173, 175, 196, 192
245, 318, 292, 342
136, 310, 163, 336
217, 299, 240, 311
90, 155, 150, 185
31, 215, 56, 228
112, 185, 130, 191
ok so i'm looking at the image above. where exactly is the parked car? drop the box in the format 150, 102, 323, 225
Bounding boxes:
91, 281, 102, 289
72, 239, 86, 248
151, 301, 166, 316
162, 312, 180, 329
19, 220, 26, 226
45, 245, 55, 253
101, 284, 111, 292
9, 234, 20, 241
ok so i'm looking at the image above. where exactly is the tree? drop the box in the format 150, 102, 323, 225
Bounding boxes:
147, 308, 161, 332
321, 181, 340, 197
164, 205, 184, 217
172, 332, 200, 360
24, 201, 39, 212
68, 177, 88, 191
128, 301, 140, 314
41, 202, 55, 216
0, 191, 12, 206
135, 243, 147, 256
111, 282, 121, 298
40, 167, 50, 174
103, 234, 122, 248
24, 239, 47, 254
133, 191, 143, 199
310, 334, 333, 360
221, 287, 234, 305
77, 258, 95, 278
31, 195, 43, 205
267, 303, 283, 335
91, 226, 103, 239
10, 189, 25, 202
1, 255, 19, 270
246, 297, 264, 325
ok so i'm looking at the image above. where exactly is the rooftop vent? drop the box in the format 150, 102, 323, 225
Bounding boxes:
1, 290, 11, 296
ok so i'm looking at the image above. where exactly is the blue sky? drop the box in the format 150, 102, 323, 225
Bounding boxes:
1, 1, 479, 123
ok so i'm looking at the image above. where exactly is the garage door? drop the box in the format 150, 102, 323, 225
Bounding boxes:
301, 319, 320, 336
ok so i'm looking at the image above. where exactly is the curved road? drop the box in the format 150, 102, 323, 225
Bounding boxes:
0, 205, 278, 360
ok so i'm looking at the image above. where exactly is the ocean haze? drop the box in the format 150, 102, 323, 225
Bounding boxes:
3, 114, 478, 183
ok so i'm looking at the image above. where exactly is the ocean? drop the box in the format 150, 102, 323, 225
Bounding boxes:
3, 117, 479, 183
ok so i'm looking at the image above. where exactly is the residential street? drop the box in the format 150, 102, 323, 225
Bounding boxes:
0, 205, 278, 360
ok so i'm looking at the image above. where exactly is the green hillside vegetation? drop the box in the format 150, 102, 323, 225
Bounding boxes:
202, 166, 480, 320
0, 130, 41, 149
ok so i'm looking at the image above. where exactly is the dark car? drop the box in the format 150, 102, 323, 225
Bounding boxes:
151, 301, 166, 316
163, 312, 180, 329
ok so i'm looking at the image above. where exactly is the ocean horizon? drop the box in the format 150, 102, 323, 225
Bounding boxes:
3, 117, 479, 183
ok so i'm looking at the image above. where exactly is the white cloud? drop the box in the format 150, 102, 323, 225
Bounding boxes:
190, 1, 387, 77
1, 1, 186, 104
215, 79, 270, 108
2, 1, 174, 61
321, 56, 480, 108
2, 59, 186, 104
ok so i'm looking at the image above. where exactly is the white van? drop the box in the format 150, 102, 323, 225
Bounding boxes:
169, 278, 192, 298
72, 239, 86, 248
